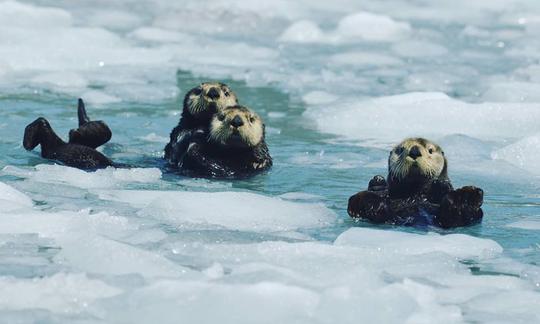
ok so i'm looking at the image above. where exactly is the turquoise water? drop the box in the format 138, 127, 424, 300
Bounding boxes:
1, 1, 540, 322
2, 73, 539, 263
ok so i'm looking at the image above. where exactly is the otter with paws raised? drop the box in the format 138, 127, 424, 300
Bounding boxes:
348, 138, 483, 228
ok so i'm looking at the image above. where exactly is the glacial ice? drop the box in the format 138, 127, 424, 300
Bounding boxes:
97, 190, 337, 232
1, 0, 540, 322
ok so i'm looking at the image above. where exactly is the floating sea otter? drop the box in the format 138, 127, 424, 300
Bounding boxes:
164, 82, 238, 166
179, 105, 272, 178
23, 99, 114, 169
347, 138, 484, 228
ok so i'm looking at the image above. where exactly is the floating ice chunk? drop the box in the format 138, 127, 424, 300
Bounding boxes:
0, 1, 72, 29
506, 220, 540, 230
278, 20, 325, 43
0, 273, 121, 314
80, 89, 122, 105
104, 281, 320, 324
203, 262, 225, 279
305, 92, 540, 145
392, 40, 448, 57
56, 233, 191, 278
86, 10, 143, 31
492, 134, 540, 175
467, 290, 540, 323
139, 133, 169, 143
31, 72, 88, 91
0, 210, 192, 278
335, 12, 411, 42
2, 165, 162, 189
279, 12, 410, 44
0, 181, 33, 212
335, 228, 503, 259
329, 52, 403, 67
302, 91, 338, 105
483, 81, 540, 102
97, 190, 337, 232
130, 27, 194, 43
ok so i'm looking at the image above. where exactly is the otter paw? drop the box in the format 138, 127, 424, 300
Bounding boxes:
436, 187, 484, 228
368, 175, 387, 192
347, 191, 390, 223
427, 179, 453, 204
456, 186, 484, 209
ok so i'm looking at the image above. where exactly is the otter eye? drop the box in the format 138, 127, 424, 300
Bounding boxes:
428, 148, 434, 154
224, 91, 230, 97
217, 114, 225, 121
192, 87, 202, 96
395, 147, 404, 155
249, 115, 256, 123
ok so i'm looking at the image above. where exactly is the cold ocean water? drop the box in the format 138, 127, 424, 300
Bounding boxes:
0, 0, 540, 323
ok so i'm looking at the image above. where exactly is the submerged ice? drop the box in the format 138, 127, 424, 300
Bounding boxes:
1, 0, 540, 322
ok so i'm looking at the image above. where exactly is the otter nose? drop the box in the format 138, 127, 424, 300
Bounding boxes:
408, 146, 422, 159
207, 87, 220, 100
230, 115, 244, 128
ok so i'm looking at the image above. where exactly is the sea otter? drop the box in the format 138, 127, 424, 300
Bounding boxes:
23, 117, 113, 169
347, 138, 483, 228
178, 105, 272, 178
68, 98, 112, 149
164, 82, 238, 164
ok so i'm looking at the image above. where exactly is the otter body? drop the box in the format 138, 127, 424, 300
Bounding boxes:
23, 117, 113, 169
348, 138, 483, 229
165, 82, 238, 165
177, 105, 272, 178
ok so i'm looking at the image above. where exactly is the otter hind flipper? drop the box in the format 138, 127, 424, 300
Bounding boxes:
69, 99, 112, 149
78, 98, 90, 126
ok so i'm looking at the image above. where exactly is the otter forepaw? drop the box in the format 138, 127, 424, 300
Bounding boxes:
456, 186, 484, 209
348, 191, 390, 224
368, 175, 387, 192
427, 179, 454, 204
435, 186, 484, 228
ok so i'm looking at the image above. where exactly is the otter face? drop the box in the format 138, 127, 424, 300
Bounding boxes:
388, 138, 446, 181
209, 105, 264, 149
184, 82, 238, 117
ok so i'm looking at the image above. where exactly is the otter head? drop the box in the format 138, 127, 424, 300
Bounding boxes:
388, 138, 447, 191
183, 82, 238, 118
209, 105, 264, 150
23, 117, 49, 150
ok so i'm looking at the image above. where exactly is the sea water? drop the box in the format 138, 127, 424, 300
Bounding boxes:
0, 0, 540, 323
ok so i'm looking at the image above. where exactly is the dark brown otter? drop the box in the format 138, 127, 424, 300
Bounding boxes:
179, 105, 272, 178
164, 82, 238, 165
23, 117, 113, 169
347, 138, 484, 228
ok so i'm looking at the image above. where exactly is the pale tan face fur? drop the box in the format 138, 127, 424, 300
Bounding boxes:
209, 106, 264, 148
388, 138, 446, 180
185, 82, 238, 116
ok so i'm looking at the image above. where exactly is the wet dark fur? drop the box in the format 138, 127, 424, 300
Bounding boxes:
23, 117, 113, 169
164, 83, 236, 164
181, 137, 272, 178
174, 105, 272, 178
68, 99, 112, 149
347, 139, 484, 229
